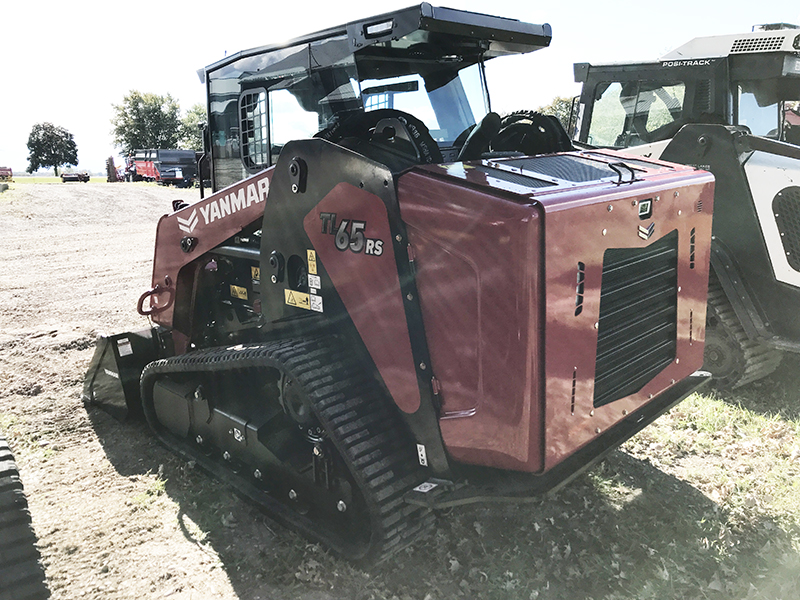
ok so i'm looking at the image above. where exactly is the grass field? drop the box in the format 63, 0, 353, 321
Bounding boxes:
3, 177, 159, 186
5, 176, 96, 184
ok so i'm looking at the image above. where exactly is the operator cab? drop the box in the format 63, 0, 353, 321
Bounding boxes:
202, 3, 553, 191
574, 25, 800, 151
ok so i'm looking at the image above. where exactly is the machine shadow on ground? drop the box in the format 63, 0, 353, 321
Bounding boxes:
86, 397, 800, 600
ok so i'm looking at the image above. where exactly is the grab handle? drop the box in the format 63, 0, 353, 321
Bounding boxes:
137, 284, 174, 316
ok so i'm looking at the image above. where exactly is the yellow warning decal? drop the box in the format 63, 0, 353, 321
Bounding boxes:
285, 289, 324, 313
251, 266, 260, 281
307, 249, 317, 275
285, 289, 311, 310
230, 285, 248, 300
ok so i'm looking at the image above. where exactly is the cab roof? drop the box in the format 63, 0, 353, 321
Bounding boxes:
202, 3, 551, 81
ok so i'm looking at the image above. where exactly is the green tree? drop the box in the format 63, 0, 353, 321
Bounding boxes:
26, 122, 79, 176
180, 103, 207, 151
536, 96, 576, 134
111, 91, 182, 154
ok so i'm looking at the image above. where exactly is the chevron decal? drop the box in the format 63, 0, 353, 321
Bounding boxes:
177, 209, 199, 234
638, 222, 655, 240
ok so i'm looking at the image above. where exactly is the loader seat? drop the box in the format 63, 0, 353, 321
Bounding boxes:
490, 111, 574, 156
457, 112, 502, 161
316, 109, 443, 169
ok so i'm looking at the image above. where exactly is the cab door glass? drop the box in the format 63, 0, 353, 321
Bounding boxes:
269, 89, 320, 164
784, 101, 800, 145
738, 87, 780, 138
586, 82, 627, 147
587, 81, 685, 148
644, 83, 686, 135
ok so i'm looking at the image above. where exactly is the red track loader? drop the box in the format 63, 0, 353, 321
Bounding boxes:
84, 4, 715, 561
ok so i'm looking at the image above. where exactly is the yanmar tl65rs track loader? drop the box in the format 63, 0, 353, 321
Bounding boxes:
84, 4, 715, 561
574, 25, 800, 389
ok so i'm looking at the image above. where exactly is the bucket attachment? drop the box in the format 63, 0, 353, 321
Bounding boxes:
82, 329, 159, 420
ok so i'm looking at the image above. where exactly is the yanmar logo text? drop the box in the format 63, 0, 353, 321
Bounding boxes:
177, 178, 270, 234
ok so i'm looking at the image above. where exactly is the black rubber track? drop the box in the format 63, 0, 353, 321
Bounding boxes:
140, 338, 435, 563
704, 273, 782, 389
0, 435, 50, 600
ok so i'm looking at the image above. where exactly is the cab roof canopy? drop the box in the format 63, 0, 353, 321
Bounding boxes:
659, 27, 800, 61
202, 3, 552, 83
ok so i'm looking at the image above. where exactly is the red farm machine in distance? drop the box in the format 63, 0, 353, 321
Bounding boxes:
126, 149, 198, 188
84, 3, 715, 562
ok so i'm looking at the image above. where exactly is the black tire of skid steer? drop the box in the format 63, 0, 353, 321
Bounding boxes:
0, 434, 50, 600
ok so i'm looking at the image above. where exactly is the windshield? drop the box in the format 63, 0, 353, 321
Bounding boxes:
209, 34, 491, 188
738, 83, 800, 143
586, 80, 687, 148
232, 59, 488, 179
358, 63, 488, 146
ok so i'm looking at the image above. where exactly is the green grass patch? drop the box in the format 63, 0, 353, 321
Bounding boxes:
11, 176, 64, 184
130, 471, 168, 510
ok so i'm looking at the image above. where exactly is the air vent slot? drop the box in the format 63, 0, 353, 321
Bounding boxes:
593, 230, 678, 408
690, 227, 696, 269
571, 368, 577, 415
773, 186, 800, 271
575, 261, 586, 316
730, 35, 785, 53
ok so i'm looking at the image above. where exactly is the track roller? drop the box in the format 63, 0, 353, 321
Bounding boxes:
141, 337, 434, 562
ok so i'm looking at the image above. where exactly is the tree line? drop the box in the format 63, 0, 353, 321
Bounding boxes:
25, 93, 206, 176
26, 94, 575, 176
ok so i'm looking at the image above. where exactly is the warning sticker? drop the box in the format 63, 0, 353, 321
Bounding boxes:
307, 249, 317, 275
307, 274, 321, 290
117, 337, 133, 357
285, 289, 311, 310
230, 285, 248, 300
285, 289, 323, 313
251, 266, 260, 281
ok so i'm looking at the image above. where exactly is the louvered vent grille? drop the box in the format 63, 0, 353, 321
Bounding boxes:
474, 166, 556, 188
773, 186, 800, 271
695, 79, 712, 113
731, 36, 785, 53
504, 155, 621, 182
593, 230, 678, 408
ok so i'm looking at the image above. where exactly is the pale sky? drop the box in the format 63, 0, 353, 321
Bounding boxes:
1, 0, 796, 173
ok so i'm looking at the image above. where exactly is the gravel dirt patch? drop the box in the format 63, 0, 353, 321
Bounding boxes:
2, 182, 800, 600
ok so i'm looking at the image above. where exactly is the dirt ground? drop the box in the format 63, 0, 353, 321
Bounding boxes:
1, 182, 800, 600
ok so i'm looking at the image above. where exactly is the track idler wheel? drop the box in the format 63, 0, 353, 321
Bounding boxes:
703, 324, 746, 389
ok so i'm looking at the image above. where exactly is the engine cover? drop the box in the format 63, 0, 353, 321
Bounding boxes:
397, 151, 715, 472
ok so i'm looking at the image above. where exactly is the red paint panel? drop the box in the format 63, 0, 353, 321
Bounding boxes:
402, 154, 714, 474
541, 175, 715, 471
149, 168, 273, 342
303, 182, 421, 414
398, 172, 545, 471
